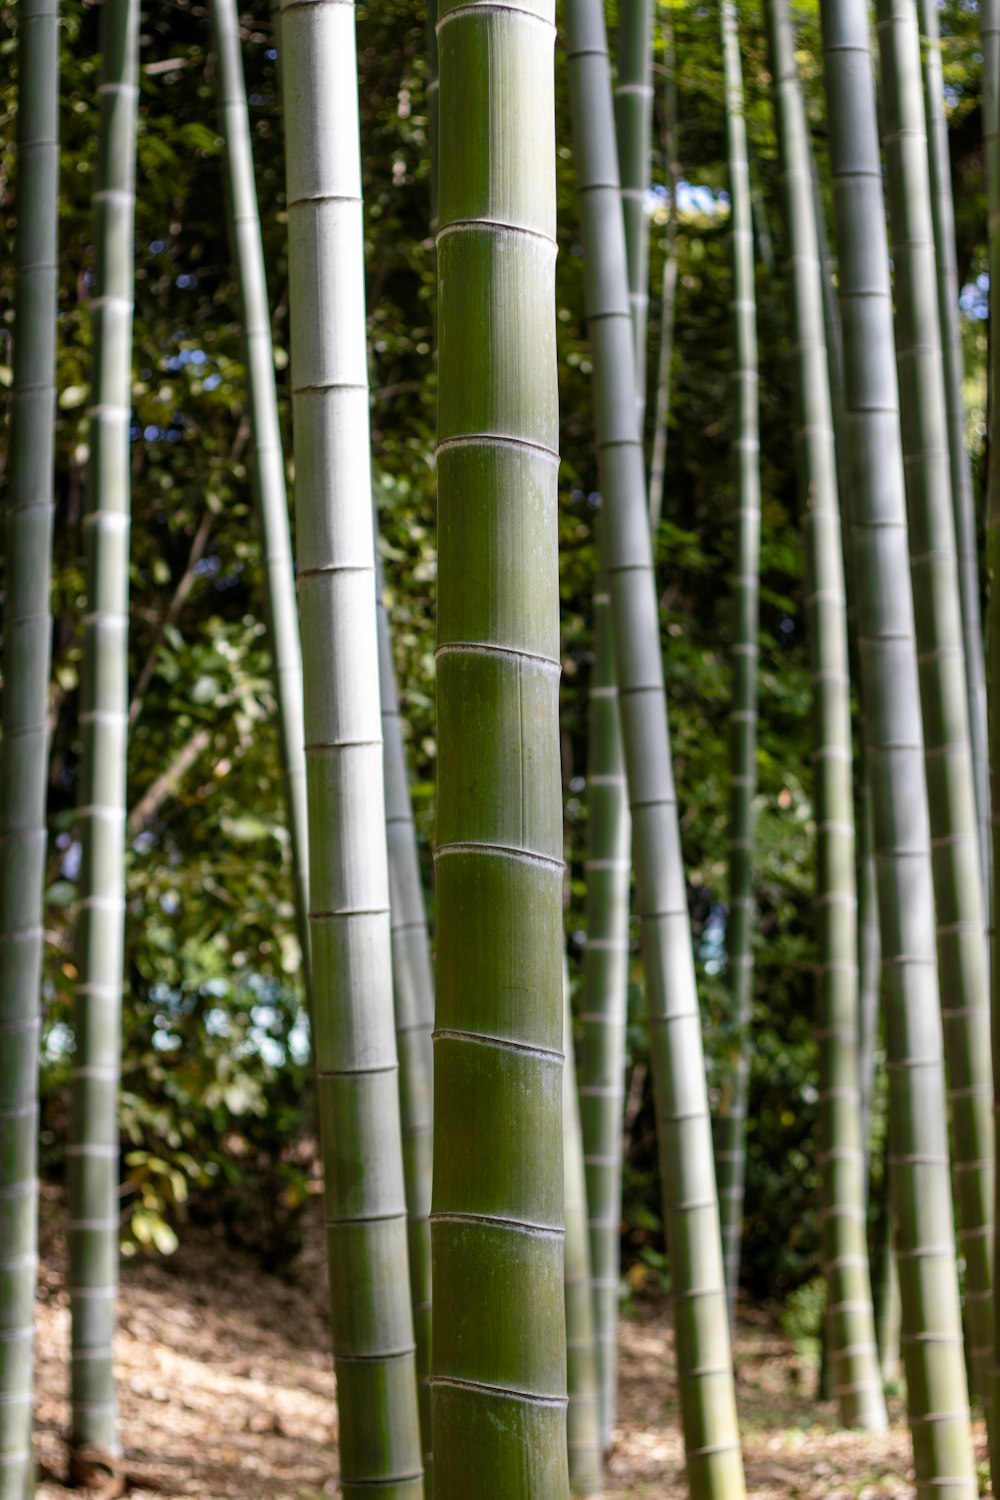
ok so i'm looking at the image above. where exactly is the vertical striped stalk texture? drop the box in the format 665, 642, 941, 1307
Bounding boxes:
431, 0, 568, 1494
714, 0, 761, 1326
876, 0, 996, 1436
563, 971, 602, 1495
613, 0, 653, 425
767, 0, 886, 1430
820, 0, 978, 1488
209, 0, 310, 987
564, 2, 747, 1494
69, 0, 138, 1456
855, 786, 880, 1161
767, 0, 881, 1428
921, 0, 990, 900
0, 2, 58, 1492
279, 2, 424, 1492
376, 587, 435, 1476
577, 562, 630, 1456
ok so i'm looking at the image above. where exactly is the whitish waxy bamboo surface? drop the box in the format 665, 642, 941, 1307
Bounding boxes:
577, 563, 630, 1457
920, 0, 990, 899
714, 0, 762, 1326
376, 585, 435, 1476
69, 0, 138, 1456
564, 2, 746, 1494
0, 2, 58, 1491
876, 0, 996, 1437
279, 1, 424, 1492
430, 0, 568, 1493
820, 0, 978, 1489
767, 0, 886, 1431
614, 0, 653, 426
563, 974, 602, 1495
209, 0, 310, 988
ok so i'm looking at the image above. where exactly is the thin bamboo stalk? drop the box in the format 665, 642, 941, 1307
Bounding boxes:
564, 2, 746, 1493
279, 0, 424, 1490
563, 972, 602, 1495
876, 0, 996, 1440
209, 0, 310, 989
69, 0, 139, 1458
647, 5, 678, 534
0, 2, 59, 1492
430, 0, 569, 1492
614, 0, 653, 427
767, 0, 886, 1430
820, 0, 978, 1485
714, 0, 762, 1327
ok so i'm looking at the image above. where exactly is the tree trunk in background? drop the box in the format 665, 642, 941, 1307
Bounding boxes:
876, 0, 996, 1441
0, 2, 58, 1492
714, 0, 761, 1329
613, 0, 653, 429
280, 1, 424, 1491
767, 0, 886, 1431
648, 7, 678, 536
563, 972, 602, 1495
430, 0, 568, 1492
210, 0, 311, 990
820, 0, 977, 1487
564, 2, 746, 1493
69, 0, 138, 1458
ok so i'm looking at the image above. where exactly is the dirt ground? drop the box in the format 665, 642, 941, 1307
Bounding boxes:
33, 1191, 990, 1499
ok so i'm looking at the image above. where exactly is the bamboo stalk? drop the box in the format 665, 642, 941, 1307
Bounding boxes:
647, 5, 678, 535
613, 0, 653, 428
820, 0, 978, 1485
69, 0, 139, 1458
563, 972, 602, 1495
430, 0, 568, 1492
0, 2, 59, 1492
564, 1, 746, 1492
279, 1, 424, 1490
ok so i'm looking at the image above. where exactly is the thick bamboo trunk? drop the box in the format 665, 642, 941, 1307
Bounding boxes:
820, 0, 978, 1487
876, 0, 996, 1438
279, 2, 424, 1491
0, 2, 59, 1491
69, 0, 139, 1457
714, 0, 762, 1326
430, 0, 568, 1493
613, 0, 653, 428
564, 2, 746, 1494
563, 975, 602, 1495
767, 0, 886, 1430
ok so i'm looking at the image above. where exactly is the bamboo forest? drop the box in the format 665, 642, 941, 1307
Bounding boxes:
6, 0, 1000, 1494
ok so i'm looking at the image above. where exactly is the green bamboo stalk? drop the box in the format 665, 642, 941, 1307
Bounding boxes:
279, 2, 424, 1491
876, 0, 996, 1438
0, 3, 58, 1492
920, 0, 990, 903
430, 0, 568, 1493
376, 585, 435, 1477
648, 4, 678, 534
614, 0, 653, 427
820, 0, 978, 1487
209, 0, 310, 991
68, 0, 138, 1458
767, 0, 886, 1430
563, 971, 602, 1495
714, 0, 762, 1327
856, 784, 881, 1162
564, 3, 746, 1494
577, 566, 630, 1456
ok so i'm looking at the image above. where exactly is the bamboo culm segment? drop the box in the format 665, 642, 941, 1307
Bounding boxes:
577, 568, 630, 1456
820, 0, 977, 1489
920, 0, 990, 903
563, 972, 602, 1495
648, 9, 679, 534
714, 0, 761, 1327
613, 0, 653, 426
209, 0, 311, 990
564, 3, 746, 1494
376, 584, 435, 1475
69, 0, 138, 1456
0, 2, 58, 1491
279, 3, 424, 1492
876, 0, 996, 1439
766, 0, 885, 1430
430, 2, 568, 1495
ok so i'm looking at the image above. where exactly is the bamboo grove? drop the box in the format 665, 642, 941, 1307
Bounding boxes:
2, 0, 1000, 1494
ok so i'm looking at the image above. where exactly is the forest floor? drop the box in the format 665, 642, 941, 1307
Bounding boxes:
34, 1188, 990, 1499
